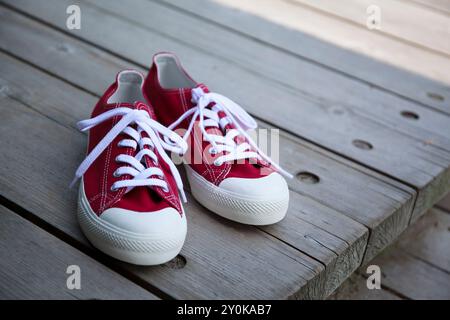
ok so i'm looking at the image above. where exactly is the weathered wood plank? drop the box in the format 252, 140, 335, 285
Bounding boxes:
327, 274, 402, 300
437, 192, 450, 212
161, 0, 450, 114
49, 0, 450, 220
0, 205, 158, 300
0, 7, 428, 293
396, 208, 450, 272
357, 208, 450, 299
369, 246, 450, 299
291, 0, 450, 56
0, 51, 329, 299
336, 207, 450, 299
0, 4, 420, 268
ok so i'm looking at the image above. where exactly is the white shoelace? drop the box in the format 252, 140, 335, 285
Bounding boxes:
71, 107, 188, 202
168, 88, 293, 178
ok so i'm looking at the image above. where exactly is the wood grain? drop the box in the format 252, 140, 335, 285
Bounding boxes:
396, 208, 450, 272
0, 205, 157, 300
0, 7, 427, 294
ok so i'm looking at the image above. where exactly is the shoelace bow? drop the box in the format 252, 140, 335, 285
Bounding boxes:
71, 107, 188, 202
168, 88, 293, 178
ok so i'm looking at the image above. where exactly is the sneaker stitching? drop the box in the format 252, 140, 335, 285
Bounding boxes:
99, 110, 116, 213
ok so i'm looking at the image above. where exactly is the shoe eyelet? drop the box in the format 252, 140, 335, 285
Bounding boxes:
110, 185, 118, 192
209, 147, 217, 155
115, 156, 121, 163
112, 171, 120, 178
214, 159, 222, 166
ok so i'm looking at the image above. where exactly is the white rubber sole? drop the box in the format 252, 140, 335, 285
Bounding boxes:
77, 181, 186, 266
185, 166, 289, 225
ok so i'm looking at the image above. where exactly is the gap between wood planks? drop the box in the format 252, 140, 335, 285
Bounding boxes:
330, 205, 450, 300
0, 194, 171, 299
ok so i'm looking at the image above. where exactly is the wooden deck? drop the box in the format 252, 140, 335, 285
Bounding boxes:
0, 0, 449, 299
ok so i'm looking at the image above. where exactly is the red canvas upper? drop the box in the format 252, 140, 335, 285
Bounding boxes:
82, 79, 182, 216
143, 53, 275, 186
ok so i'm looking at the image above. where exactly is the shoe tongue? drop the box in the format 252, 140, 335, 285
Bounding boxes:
133, 101, 157, 119
105, 101, 157, 119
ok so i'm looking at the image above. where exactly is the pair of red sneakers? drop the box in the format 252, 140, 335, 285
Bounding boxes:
72, 53, 291, 265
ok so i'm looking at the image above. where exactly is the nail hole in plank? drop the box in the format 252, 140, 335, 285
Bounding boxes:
427, 92, 445, 102
296, 171, 320, 184
401, 111, 419, 120
352, 139, 373, 150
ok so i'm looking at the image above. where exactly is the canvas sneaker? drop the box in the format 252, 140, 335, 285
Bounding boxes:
143, 53, 292, 225
71, 70, 188, 265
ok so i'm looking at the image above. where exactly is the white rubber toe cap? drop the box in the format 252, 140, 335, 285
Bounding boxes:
78, 179, 187, 265
185, 166, 289, 225
100, 207, 186, 237
218, 172, 289, 201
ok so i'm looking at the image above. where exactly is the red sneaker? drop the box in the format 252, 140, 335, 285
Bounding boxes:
72, 70, 188, 265
144, 53, 291, 225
